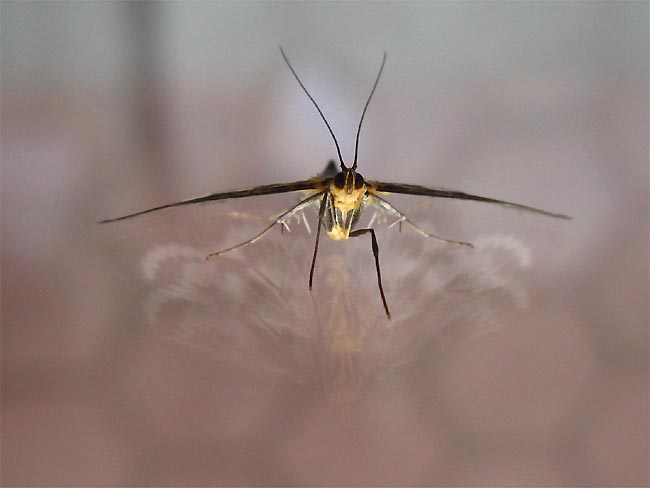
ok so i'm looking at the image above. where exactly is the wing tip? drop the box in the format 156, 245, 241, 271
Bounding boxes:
548, 211, 572, 220
97, 214, 137, 224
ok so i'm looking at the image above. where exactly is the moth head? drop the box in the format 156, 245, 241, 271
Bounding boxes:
333, 169, 365, 194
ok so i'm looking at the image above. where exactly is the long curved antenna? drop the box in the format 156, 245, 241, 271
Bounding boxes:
279, 47, 346, 170
352, 51, 387, 170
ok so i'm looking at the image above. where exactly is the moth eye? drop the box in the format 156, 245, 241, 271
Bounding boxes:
354, 173, 365, 189
334, 172, 346, 189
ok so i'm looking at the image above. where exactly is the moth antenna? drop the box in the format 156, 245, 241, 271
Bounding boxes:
352, 51, 387, 170
279, 47, 347, 170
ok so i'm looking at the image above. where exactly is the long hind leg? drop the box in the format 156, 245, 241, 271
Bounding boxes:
348, 227, 390, 319
205, 191, 325, 260
367, 194, 474, 248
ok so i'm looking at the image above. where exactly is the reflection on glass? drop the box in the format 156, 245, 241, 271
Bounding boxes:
140, 209, 531, 407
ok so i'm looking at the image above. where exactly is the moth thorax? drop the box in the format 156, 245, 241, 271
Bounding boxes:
330, 185, 365, 212
330, 169, 366, 212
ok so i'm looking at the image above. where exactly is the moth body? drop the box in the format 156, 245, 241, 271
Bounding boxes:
325, 169, 368, 240
99, 49, 570, 320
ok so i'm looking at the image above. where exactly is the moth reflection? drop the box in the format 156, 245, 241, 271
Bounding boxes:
141, 225, 532, 407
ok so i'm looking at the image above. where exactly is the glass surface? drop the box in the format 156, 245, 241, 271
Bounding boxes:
2, 2, 648, 485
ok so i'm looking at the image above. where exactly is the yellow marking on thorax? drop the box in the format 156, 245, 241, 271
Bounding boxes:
328, 226, 349, 240
329, 182, 367, 212
326, 182, 367, 241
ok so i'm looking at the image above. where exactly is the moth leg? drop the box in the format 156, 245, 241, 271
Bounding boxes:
206, 191, 324, 260
369, 194, 474, 248
280, 220, 291, 234
349, 228, 390, 319
309, 192, 329, 289
367, 210, 379, 228
301, 210, 312, 234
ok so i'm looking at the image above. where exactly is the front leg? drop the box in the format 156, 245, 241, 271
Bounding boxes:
309, 192, 329, 289
349, 228, 390, 319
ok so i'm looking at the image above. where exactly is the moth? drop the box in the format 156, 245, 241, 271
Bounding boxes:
100, 48, 570, 319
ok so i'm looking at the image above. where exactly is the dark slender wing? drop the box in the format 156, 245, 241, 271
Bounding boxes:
99, 179, 326, 223
367, 181, 571, 219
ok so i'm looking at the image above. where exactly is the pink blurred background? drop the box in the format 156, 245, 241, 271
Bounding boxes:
2, 2, 648, 486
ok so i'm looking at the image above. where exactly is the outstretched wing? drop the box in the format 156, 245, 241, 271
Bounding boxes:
99, 179, 326, 223
367, 181, 571, 220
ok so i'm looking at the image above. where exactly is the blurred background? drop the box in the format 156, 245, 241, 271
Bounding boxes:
2, 2, 648, 486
